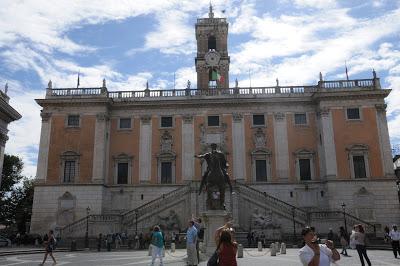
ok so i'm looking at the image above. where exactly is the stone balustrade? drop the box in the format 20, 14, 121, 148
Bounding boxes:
44, 78, 380, 100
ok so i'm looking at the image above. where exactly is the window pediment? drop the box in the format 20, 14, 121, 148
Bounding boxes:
60, 151, 80, 159
293, 148, 315, 156
346, 144, 369, 152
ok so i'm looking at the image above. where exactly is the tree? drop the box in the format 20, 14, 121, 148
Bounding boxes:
0, 154, 34, 233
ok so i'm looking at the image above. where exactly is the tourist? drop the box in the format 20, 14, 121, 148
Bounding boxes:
353, 224, 371, 266
186, 220, 198, 266
97, 233, 102, 251
299, 226, 340, 266
150, 225, 164, 266
217, 229, 238, 266
389, 225, 400, 258
214, 221, 234, 246
384, 226, 390, 243
193, 216, 204, 262
40, 230, 57, 265
327, 228, 334, 241
339, 227, 348, 256
246, 231, 251, 247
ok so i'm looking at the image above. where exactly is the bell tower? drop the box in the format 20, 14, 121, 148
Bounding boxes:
195, 4, 230, 89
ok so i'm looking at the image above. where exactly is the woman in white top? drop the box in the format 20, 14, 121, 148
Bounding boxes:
353, 224, 371, 266
299, 227, 340, 266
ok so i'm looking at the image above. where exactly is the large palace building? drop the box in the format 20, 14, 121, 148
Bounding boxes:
31, 7, 399, 240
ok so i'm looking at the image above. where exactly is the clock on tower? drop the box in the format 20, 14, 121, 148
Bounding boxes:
195, 4, 230, 89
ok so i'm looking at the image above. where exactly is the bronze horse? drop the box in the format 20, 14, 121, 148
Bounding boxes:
195, 143, 233, 210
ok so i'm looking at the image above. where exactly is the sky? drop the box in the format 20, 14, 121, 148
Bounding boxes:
1, 0, 400, 178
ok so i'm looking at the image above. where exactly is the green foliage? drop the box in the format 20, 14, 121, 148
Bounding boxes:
0, 154, 34, 233
1, 154, 24, 194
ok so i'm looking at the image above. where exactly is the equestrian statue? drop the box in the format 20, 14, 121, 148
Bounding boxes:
195, 143, 233, 210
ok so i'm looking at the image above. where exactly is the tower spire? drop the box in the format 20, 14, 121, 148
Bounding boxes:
209, 1, 214, 18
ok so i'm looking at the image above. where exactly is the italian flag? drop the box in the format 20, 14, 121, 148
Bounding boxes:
211, 70, 224, 84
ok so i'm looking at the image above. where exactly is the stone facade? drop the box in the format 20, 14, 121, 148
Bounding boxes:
30, 11, 399, 238
0, 87, 22, 187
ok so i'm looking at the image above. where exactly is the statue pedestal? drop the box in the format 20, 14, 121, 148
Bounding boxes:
202, 210, 229, 255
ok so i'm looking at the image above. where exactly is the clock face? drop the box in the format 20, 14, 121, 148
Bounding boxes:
205, 51, 221, 67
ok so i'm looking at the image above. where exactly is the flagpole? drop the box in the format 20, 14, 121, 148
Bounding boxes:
173, 72, 176, 90
249, 69, 252, 88
345, 61, 349, 81
77, 70, 80, 88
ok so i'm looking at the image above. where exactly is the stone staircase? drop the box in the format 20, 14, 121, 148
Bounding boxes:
59, 181, 377, 245
59, 184, 191, 239
235, 181, 308, 226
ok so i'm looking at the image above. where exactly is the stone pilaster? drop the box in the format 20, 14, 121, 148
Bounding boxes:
232, 113, 245, 180
0, 131, 7, 186
182, 115, 194, 181
139, 115, 152, 183
375, 104, 394, 177
92, 113, 109, 183
36, 112, 52, 183
273, 112, 289, 180
318, 108, 337, 179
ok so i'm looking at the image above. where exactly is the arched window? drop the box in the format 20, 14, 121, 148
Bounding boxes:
208, 36, 216, 51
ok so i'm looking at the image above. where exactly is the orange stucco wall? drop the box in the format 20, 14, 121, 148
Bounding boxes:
194, 115, 205, 180
332, 107, 383, 179
223, 114, 233, 178
286, 112, 320, 181
173, 117, 183, 183
244, 115, 252, 182
108, 117, 140, 184
47, 115, 95, 184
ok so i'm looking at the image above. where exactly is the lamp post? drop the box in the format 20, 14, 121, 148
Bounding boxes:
341, 203, 347, 235
85, 206, 90, 249
292, 206, 296, 244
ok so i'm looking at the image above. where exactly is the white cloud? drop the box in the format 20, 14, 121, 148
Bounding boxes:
293, 0, 337, 9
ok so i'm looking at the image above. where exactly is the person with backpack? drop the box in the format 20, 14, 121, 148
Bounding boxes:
40, 230, 57, 265
150, 225, 164, 266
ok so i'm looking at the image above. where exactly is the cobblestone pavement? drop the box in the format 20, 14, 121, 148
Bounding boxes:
0, 248, 399, 265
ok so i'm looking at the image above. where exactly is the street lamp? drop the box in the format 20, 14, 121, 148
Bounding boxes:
292, 207, 296, 244
85, 206, 90, 249
341, 203, 348, 235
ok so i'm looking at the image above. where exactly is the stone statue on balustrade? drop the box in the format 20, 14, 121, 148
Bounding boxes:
195, 143, 233, 210
157, 210, 181, 231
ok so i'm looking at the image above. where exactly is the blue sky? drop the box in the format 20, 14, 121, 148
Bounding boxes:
1, 0, 400, 177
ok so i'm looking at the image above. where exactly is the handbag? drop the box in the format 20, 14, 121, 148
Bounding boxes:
207, 250, 219, 266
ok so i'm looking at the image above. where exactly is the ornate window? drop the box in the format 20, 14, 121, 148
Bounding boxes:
346, 144, 370, 178
251, 149, 272, 182
60, 151, 80, 183
113, 153, 133, 185
294, 149, 315, 181
251, 128, 271, 182
157, 131, 176, 184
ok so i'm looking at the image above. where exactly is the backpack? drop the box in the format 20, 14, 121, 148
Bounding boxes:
198, 228, 205, 239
